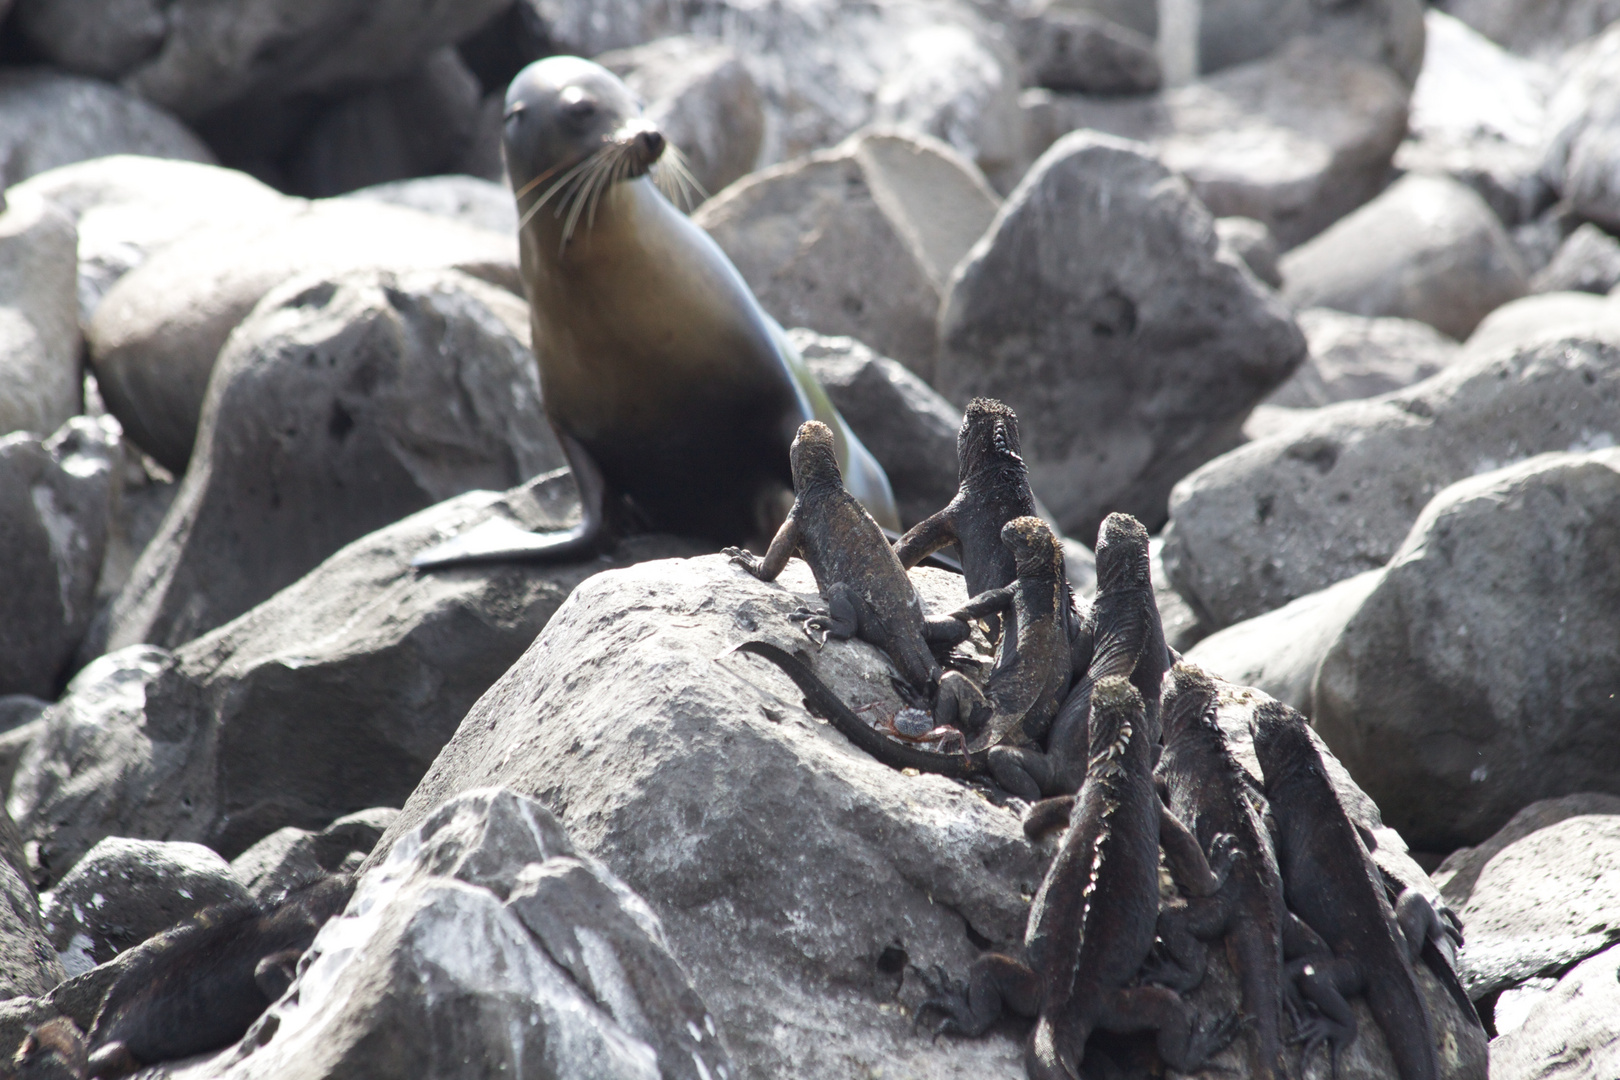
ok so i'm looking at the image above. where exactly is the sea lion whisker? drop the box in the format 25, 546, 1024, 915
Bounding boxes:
518, 146, 611, 231
584, 146, 632, 233
512, 159, 566, 200
656, 144, 707, 210
561, 145, 625, 247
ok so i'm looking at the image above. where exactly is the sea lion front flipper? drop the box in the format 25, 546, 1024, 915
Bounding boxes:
411, 433, 608, 568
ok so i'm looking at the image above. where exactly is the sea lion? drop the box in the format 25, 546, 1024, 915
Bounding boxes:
413, 56, 898, 567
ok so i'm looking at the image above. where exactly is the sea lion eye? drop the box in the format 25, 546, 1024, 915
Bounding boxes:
503, 102, 525, 123
562, 98, 599, 124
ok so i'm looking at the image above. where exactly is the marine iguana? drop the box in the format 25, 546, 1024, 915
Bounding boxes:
1151, 664, 1289, 1080
916, 678, 1240, 1080
1250, 700, 1441, 1080
83, 874, 356, 1079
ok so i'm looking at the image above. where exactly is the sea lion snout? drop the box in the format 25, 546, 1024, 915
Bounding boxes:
616, 118, 666, 177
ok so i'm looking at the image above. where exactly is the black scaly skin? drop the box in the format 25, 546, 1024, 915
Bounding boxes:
726, 422, 969, 700
895, 399, 1088, 669
1251, 701, 1441, 1080
84, 875, 356, 1079
917, 679, 1240, 1080
1153, 664, 1290, 1080
999, 512, 1168, 799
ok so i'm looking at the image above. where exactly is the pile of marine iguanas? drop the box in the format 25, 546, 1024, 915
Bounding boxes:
728, 400, 1483, 1080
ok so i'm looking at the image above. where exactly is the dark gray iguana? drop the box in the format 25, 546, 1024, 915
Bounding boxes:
915, 678, 1241, 1080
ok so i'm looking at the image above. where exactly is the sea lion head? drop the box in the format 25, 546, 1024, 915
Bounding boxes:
1093, 512, 1151, 591
503, 57, 683, 243
958, 398, 1024, 480
1000, 515, 1060, 578
789, 421, 842, 492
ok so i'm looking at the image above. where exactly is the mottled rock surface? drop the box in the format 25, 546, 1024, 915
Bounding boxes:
1264, 308, 1462, 409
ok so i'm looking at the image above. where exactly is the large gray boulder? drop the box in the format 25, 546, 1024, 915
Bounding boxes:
0, 419, 120, 698
1312, 449, 1620, 849
1280, 173, 1530, 340
1023, 38, 1411, 248
1433, 791, 1620, 907
10, 156, 292, 330
1162, 339, 1620, 630
341, 174, 516, 236
1530, 222, 1620, 295
12, 0, 509, 120
106, 268, 562, 652
598, 35, 767, 199
0, 69, 212, 189
86, 197, 521, 473
9, 471, 695, 880
936, 131, 1305, 538
697, 129, 1000, 382
0, 803, 60, 1000
1541, 24, 1620, 232
0, 187, 80, 439
180, 789, 730, 1080
40, 836, 250, 976
1488, 944, 1620, 1074
1438, 0, 1620, 58
1264, 308, 1462, 409
1464, 290, 1620, 355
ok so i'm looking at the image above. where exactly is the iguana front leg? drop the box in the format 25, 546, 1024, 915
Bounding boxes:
894, 506, 960, 569
913, 955, 1041, 1038
1097, 985, 1242, 1072
724, 514, 800, 581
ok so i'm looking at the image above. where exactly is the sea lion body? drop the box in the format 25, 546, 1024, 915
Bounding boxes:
425, 55, 896, 561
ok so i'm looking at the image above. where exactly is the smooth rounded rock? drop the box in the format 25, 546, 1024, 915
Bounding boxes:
1530, 222, 1620, 295
1463, 290, 1620, 355
1438, 0, 1620, 58
1264, 308, 1462, 409
341, 174, 516, 237
0, 188, 80, 439
1433, 791, 1620, 908
1541, 23, 1620, 231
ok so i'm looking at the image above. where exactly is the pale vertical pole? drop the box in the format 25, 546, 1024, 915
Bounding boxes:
1158, 0, 1201, 87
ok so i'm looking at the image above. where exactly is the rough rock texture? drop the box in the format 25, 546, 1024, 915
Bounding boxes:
598, 36, 766, 199
107, 268, 562, 652
1023, 39, 1411, 248
12, 0, 510, 120
1531, 222, 1620, 294
0, 419, 120, 698
1011, 8, 1161, 93
0, 802, 61, 1000
1434, 792, 1620, 907
342, 175, 516, 237
1541, 24, 1620, 232
230, 808, 397, 904
1281, 173, 1530, 340
0, 697, 47, 798
0, 187, 80, 439
1487, 943, 1620, 1078
282, 48, 484, 198
173, 789, 731, 1080
369, 555, 1047, 1077
1439, 0, 1620, 58
1185, 569, 1383, 716
86, 197, 521, 473
0, 69, 213, 189
9, 472, 696, 881
1214, 215, 1282, 288
41, 836, 250, 976
1264, 308, 1462, 409
1313, 450, 1620, 850
526, 0, 1023, 178
697, 129, 999, 381
10, 156, 292, 330
1396, 10, 1552, 228
1163, 339, 1620, 630
789, 329, 959, 529
1452, 814, 1620, 997
1151, 537, 1212, 652
937, 131, 1305, 538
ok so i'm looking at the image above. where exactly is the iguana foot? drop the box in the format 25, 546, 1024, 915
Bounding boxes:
1290, 1013, 1351, 1080
1207, 832, 1244, 886
1169, 1010, 1243, 1071
910, 964, 974, 1037
788, 605, 833, 649
722, 546, 764, 577
884, 708, 968, 752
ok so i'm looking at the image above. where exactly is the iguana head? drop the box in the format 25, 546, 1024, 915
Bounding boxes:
789, 421, 842, 492
1161, 663, 1218, 743
1087, 676, 1142, 774
957, 398, 1025, 482
1094, 512, 1151, 591
1000, 515, 1061, 579
1250, 698, 1326, 788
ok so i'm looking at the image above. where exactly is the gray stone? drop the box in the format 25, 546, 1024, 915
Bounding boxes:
107, 267, 563, 652
1163, 339, 1620, 630
936, 131, 1305, 539
184, 789, 730, 1080
1151, 537, 1212, 653
1312, 449, 1620, 850
1214, 215, 1282, 288
1014, 8, 1161, 93
598, 36, 766, 200
1433, 792, 1620, 908
0, 69, 212, 189
1487, 944, 1620, 1078
13, 0, 510, 120
1281, 173, 1529, 340
343, 174, 517, 236
9, 155, 293, 328
1185, 569, 1382, 716
0, 801, 61, 1000
230, 808, 398, 904
0, 187, 80, 439
0, 419, 119, 698
86, 188, 521, 474
1542, 24, 1620, 233
697, 128, 999, 382
1437, 0, 1620, 59
8, 470, 697, 880
1023, 38, 1411, 248
789, 329, 960, 530
282, 48, 484, 199
1531, 222, 1620, 294
1463, 290, 1620, 355
1264, 308, 1462, 409
40, 836, 250, 976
